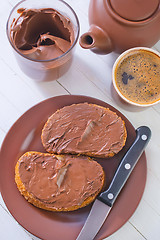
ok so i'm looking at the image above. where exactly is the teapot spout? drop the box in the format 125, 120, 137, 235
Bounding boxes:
79, 25, 113, 54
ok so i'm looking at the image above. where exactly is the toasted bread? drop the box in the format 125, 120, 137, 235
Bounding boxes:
15, 151, 105, 211
41, 103, 127, 158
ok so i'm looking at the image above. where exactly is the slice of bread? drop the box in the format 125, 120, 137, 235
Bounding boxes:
15, 151, 105, 211
41, 103, 127, 158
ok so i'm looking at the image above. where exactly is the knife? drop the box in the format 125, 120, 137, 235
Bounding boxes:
76, 126, 151, 240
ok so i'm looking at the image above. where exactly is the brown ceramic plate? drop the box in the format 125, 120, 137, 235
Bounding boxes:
0, 95, 147, 240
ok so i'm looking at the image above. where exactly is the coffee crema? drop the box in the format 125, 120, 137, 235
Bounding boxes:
114, 49, 160, 105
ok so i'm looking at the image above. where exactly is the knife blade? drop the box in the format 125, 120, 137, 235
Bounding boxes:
76, 126, 151, 240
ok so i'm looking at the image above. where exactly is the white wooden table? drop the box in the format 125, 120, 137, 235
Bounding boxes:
0, 0, 160, 239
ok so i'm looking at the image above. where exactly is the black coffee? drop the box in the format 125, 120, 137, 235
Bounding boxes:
115, 49, 160, 105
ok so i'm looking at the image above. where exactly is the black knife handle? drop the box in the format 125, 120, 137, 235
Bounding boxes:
98, 126, 151, 207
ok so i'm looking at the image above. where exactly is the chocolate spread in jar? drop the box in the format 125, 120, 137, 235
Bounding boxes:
17, 152, 104, 211
10, 8, 75, 60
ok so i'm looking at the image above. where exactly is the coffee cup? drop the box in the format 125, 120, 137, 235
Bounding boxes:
112, 47, 160, 107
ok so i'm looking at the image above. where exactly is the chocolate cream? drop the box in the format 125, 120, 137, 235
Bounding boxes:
41, 103, 127, 158
18, 152, 104, 210
10, 8, 75, 60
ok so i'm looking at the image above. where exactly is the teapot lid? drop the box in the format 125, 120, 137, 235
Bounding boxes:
110, 0, 159, 21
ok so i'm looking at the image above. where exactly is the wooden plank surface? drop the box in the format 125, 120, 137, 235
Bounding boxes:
0, 0, 160, 239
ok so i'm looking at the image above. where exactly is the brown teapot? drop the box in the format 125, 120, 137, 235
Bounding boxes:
79, 0, 160, 54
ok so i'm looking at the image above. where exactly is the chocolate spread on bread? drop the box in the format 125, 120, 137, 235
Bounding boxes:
41, 103, 127, 158
15, 152, 104, 211
10, 8, 74, 60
